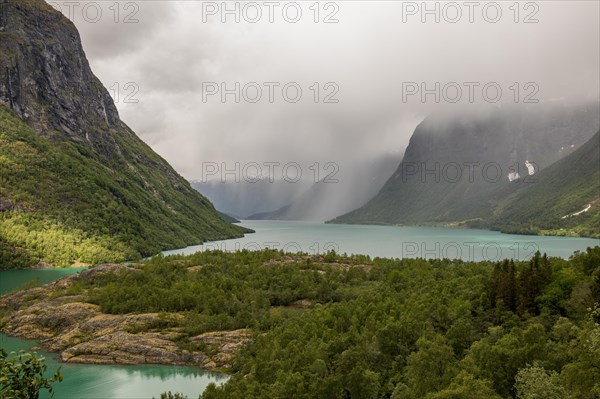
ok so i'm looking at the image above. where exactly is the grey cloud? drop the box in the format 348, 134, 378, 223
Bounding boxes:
51, 0, 600, 182
66, 1, 177, 59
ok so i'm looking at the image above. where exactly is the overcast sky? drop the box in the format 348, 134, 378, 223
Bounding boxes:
50, 0, 600, 180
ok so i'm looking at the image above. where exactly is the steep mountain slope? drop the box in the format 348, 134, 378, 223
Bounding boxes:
332, 103, 599, 235
248, 155, 400, 221
0, 0, 248, 268
486, 131, 600, 237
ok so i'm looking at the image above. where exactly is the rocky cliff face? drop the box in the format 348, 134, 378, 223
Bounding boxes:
0, 0, 119, 150
0, 0, 249, 266
332, 102, 600, 229
0, 0, 187, 180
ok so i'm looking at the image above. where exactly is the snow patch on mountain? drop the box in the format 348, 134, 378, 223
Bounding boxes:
508, 172, 520, 182
561, 203, 592, 219
525, 161, 535, 176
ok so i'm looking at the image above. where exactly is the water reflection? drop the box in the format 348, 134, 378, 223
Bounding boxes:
0, 333, 227, 399
0, 267, 87, 296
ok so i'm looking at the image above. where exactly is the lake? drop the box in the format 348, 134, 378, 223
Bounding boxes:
164, 220, 600, 261
0, 269, 227, 399
1, 220, 599, 398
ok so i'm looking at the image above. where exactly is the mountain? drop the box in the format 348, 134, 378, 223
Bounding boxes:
248, 155, 400, 221
331, 103, 600, 236
191, 179, 312, 219
218, 211, 241, 224
0, 0, 249, 268
485, 131, 599, 236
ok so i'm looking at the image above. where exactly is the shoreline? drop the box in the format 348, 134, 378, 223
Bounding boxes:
1, 227, 258, 272
2, 221, 598, 273
0, 331, 230, 375
0, 265, 251, 371
325, 219, 600, 239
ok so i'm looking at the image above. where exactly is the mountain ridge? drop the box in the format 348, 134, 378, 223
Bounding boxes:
0, 0, 249, 268
331, 103, 600, 237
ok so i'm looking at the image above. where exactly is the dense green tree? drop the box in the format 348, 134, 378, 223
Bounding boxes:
515, 365, 566, 399
0, 349, 63, 399
517, 252, 553, 316
403, 334, 457, 398
462, 324, 549, 397
424, 371, 501, 399
5, 248, 596, 399
490, 260, 517, 312
560, 306, 600, 399
571, 246, 600, 276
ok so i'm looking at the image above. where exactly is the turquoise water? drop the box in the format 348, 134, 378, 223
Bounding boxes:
1, 221, 598, 398
0, 268, 227, 398
0, 334, 226, 399
0, 267, 87, 296
164, 220, 600, 261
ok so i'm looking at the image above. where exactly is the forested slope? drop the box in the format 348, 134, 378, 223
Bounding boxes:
0, 0, 249, 269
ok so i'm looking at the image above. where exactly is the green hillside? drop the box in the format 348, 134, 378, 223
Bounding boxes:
0, 106, 248, 268
486, 131, 600, 237
0, 0, 250, 269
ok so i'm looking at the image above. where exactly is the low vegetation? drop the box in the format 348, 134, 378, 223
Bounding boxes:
41, 247, 599, 399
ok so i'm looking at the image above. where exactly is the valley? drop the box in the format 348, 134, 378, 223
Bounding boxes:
0, 0, 599, 398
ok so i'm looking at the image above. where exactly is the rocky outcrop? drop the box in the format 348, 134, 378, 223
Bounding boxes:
0, 266, 251, 370
190, 330, 253, 370
0, 197, 23, 212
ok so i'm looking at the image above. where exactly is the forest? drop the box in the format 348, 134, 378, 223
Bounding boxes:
67, 247, 600, 399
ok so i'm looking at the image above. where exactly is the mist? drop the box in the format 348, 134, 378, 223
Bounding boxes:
49, 0, 600, 210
